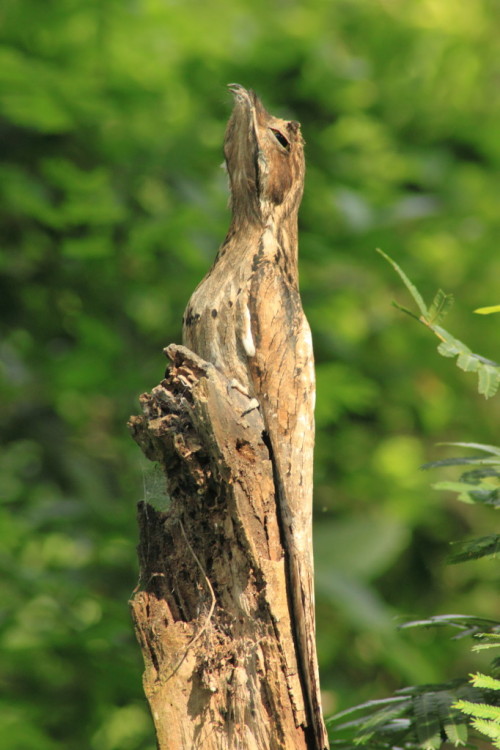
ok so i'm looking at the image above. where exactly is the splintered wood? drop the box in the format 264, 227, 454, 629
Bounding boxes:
129, 345, 309, 750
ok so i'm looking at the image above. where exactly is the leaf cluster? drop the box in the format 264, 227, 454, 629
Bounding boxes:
425, 442, 500, 564
329, 607, 500, 748
455, 673, 500, 748
377, 250, 500, 399
328, 259, 500, 749
329, 681, 472, 749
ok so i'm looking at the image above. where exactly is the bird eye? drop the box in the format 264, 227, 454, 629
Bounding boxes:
270, 128, 290, 150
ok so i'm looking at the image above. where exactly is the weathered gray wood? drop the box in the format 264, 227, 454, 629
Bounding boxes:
129, 344, 311, 750
182, 85, 327, 749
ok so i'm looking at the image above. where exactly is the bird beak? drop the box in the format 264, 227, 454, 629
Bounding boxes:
227, 84, 267, 129
227, 83, 250, 99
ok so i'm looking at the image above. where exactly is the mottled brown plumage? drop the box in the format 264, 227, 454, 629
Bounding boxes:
182, 85, 327, 750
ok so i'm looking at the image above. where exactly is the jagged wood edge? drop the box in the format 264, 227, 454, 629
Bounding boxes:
127, 344, 309, 750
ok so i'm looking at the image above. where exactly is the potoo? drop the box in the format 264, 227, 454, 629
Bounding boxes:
183, 84, 328, 750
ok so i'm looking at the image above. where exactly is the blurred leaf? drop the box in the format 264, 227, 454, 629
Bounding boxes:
449, 535, 500, 564
428, 290, 454, 326
478, 364, 500, 398
0, 46, 74, 132
377, 248, 428, 317
437, 442, 500, 456
474, 305, 500, 315
378, 251, 500, 397
456, 351, 479, 372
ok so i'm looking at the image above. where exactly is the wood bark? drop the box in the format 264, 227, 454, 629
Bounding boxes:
182, 85, 328, 750
128, 344, 319, 750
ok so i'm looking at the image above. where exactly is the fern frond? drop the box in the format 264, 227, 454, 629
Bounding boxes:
328, 695, 410, 724
438, 442, 500, 457
454, 670, 500, 748
479, 365, 500, 397
376, 248, 428, 317
472, 634, 500, 653
428, 289, 454, 326
415, 692, 448, 749
469, 718, 500, 746
454, 699, 500, 722
400, 614, 500, 638
461, 467, 500, 483
422, 456, 500, 469
377, 249, 500, 398
470, 672, 500, 691
442, 719, 468, 746
329, 679, 473, 749
448, 535, 500, 564
429, 444, 500, 506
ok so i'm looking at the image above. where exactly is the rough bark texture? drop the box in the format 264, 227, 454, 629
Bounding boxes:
128, 344, 313, 750
182, 85, 327, 750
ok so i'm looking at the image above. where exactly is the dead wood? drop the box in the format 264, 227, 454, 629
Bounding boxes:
128, 344, 313, 750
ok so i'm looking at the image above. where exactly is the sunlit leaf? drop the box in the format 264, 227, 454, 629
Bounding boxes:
443, 719, 467, 746
456, 352, 479, 372
470, 673, 500, 690
478, 365, 500, 399
437, 340, 462, 358
474, 305, 500, 315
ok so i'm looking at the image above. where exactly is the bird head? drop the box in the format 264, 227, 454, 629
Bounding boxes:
224, 84, 305, 225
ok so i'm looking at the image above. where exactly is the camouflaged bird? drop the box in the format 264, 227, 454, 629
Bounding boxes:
182, 84, 328, 750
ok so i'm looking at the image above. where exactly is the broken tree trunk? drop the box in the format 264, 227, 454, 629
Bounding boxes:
128, 344, 316, 750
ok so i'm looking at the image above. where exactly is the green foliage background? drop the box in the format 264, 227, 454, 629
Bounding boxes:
2, 1, 500, 747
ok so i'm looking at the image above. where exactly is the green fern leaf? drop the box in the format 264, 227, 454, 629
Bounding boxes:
456, 352, 480, 372
478, 364, 500, 399
471, 634, 500, 652
377, 248, 429, 317
437, 339, 462, 358
428, 289, 454, 325
470, 718, 500, 747
422, 456, 500, 469
449, 535, 500, 564
432, 481, 500, 506
377, 249, 500, 398
414, 692, 443, 748
470, 672, 500, 690
455, 700, 500, 722
455, 671, 500, 749
461, 467, 500, 484
438, 442, 500, 457
443, 719, 467, 746
400, 614, 500, 635
469, 487, 500, 507
328, 695, 410, 724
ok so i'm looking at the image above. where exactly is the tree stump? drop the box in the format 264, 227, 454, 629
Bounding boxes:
128, 344, 316, 749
